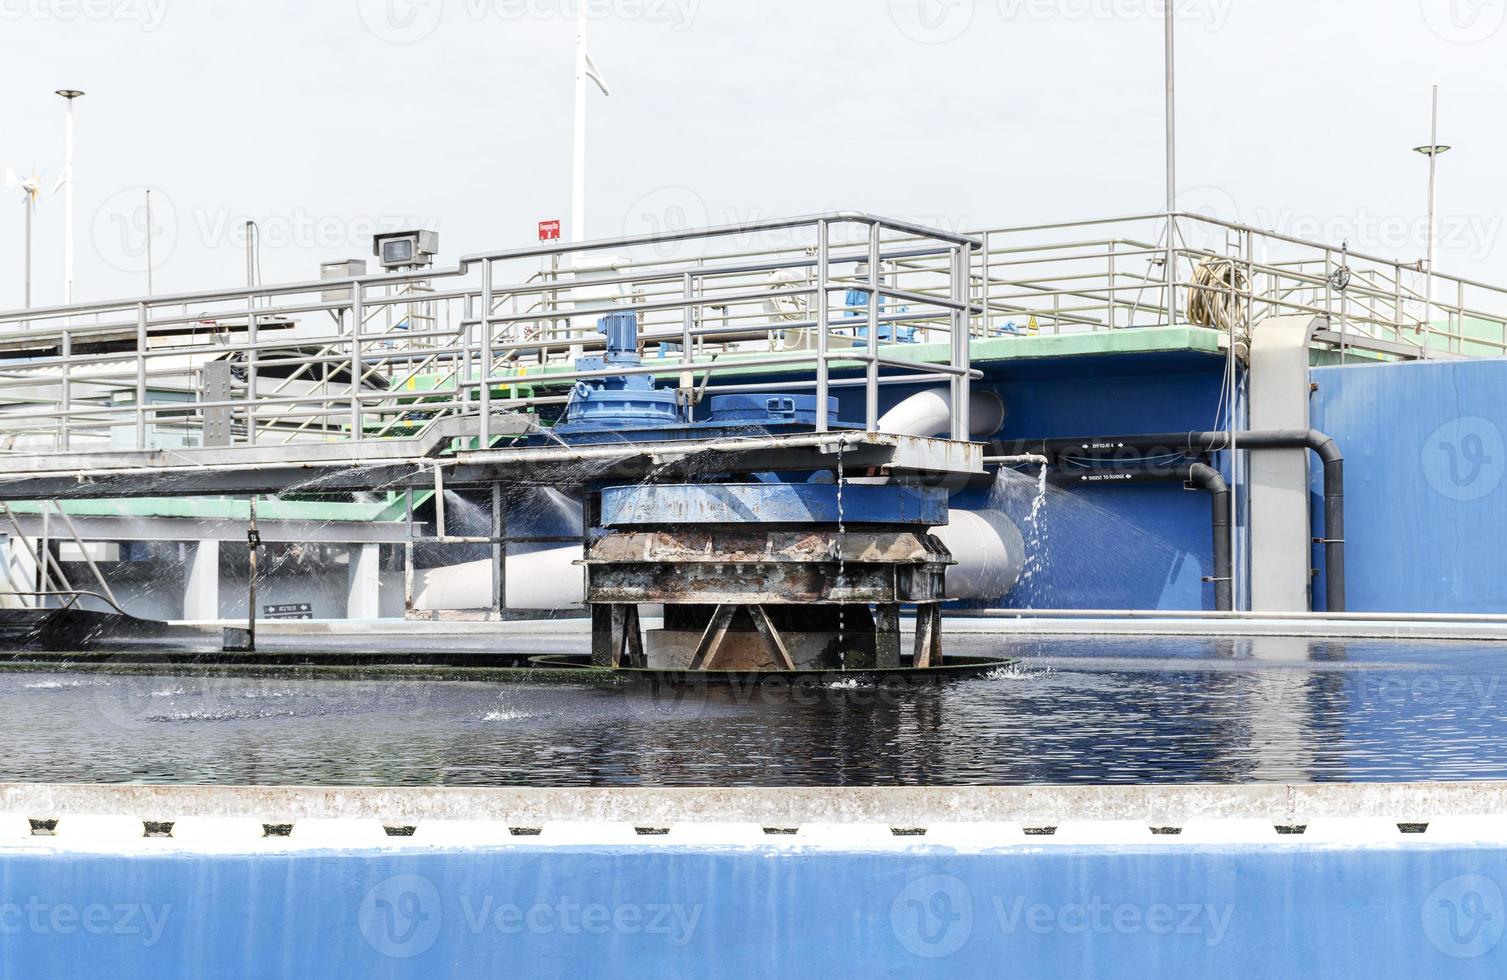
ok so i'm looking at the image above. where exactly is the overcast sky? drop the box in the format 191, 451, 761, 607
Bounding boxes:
2, 0, 1504, 308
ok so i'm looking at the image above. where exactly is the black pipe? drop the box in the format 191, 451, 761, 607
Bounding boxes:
1048, 461, 1232, 611
1008, 429, 1345, 612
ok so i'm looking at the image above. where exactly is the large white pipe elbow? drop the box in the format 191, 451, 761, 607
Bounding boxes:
934, 509, 1025, 600
878, 388, 1005, 440
412, 547, 583, 611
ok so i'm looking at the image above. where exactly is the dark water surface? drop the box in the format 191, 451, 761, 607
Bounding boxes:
1, 633, 1504, 786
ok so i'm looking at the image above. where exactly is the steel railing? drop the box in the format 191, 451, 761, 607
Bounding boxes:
0, 213, 980, 455
1, 210, 1503, 458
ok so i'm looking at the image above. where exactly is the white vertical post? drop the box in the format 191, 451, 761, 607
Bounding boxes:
144, 189, 154, 296
63, 102, 74, 303
479, 260, 493, 445
347, 543, 382, 620
59, 331, 70, 450
951, 245, 970, 442
1416, 84, 1448, 338
183, 539, 220, 621
1163, 9, 1177, 327
23, 190, 32, 310
350, 281, 364, 439
572, 8, 587, 243
135, 302, 148, 449
815, 220, 830, 432
571, 9, 609, 245
0, 534, 39, 609
55, 90, 84, 305
865, 222, 880, 432
680, 271, 695, 395
1164, 7, 1176, 218
1426, 85, 1440, 332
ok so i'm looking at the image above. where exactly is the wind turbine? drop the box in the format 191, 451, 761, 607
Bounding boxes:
4, 166, 43, 309
571, 9, 611, 245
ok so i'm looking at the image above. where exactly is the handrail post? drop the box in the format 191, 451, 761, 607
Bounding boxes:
59, 330, 70, 452
480, 259, 493, 447
865, 220, 880, 432
350, 281, 363, 441
680, 271, 695, 401
977, 230, 990, 341
135, 302, 147, 450
246, 298, 259, 445
952, 244, 971, 441
815, 219, 830, 433
1107, 240, 1117, 330
1165, 214, 1177, 328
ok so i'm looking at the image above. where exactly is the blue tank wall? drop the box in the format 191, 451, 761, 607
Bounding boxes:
1311, 359, 1507, 613
727, 350, 1233, 611
0, 843, 1500, 978
983, 352, 1232, 611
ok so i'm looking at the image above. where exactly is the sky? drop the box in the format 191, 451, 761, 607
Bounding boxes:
1, 0, 1504, 308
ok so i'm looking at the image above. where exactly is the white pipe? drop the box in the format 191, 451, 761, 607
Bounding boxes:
933, 508, 1024, 600
414, 508, 1021, 607
869, 388, 1024, 599
877, 388, 1004, 440
412, 547, 582, 612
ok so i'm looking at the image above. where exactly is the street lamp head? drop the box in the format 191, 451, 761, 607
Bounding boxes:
1413, 144, 1452, 157
54, 89, 85, 100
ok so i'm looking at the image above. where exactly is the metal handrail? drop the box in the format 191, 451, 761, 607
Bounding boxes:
0, 589, 131, 616
3, 210, 1506, 459
0, 213, 978, 454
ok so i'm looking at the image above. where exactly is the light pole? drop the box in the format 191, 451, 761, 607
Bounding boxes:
1413, 84, 1450, 338
571, 8, 610, 245
1163, 3, 1177, 327
54, 89, 85, 305
144, 189, 154, 296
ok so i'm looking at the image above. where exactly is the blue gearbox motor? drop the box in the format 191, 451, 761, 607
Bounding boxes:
556, 312, 683, 432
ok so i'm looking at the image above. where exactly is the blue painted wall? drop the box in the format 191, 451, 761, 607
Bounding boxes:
985, 353, 1232, 611
1311, 359, 1507, 613
0, 843, 1501, 978
714, 350, 1234, 611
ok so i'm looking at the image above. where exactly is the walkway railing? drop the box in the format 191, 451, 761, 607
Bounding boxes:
0, 214, 981, 456
0, 210, 1502, 457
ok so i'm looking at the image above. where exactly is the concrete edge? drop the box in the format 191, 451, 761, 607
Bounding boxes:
0, 782, 1502, 825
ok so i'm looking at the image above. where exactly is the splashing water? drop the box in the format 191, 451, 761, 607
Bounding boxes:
990, 462, 1051, 606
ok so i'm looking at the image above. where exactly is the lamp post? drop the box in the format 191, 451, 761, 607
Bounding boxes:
571, 9, 610, 245
144, 189, 154, 296
54, 89, 85, 305
1413, 84, 1451, 339
1163, 1, 1176, 319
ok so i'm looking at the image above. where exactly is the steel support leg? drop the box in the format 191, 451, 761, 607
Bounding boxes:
591, 604, 615, 667
688, 603, 736, 670
750, 605, 797, 671
592, 603, 646, 669
913, 603, 943, 668
874, 603, 901, 669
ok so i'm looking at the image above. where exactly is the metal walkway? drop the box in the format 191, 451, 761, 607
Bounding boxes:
0, 210, 1501, 489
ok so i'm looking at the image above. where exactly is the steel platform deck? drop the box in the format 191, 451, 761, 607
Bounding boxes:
0, 431, 983, 500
